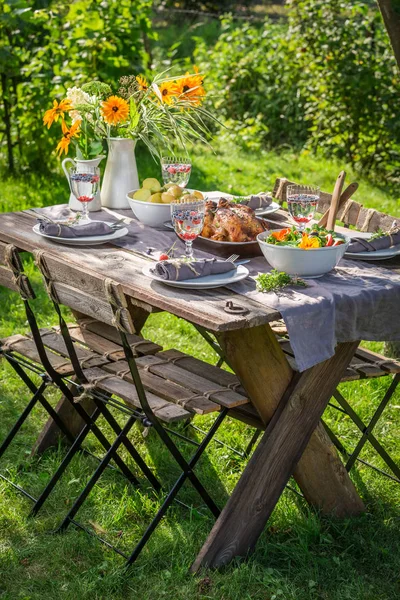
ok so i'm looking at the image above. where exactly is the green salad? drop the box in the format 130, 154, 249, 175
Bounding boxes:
265, 225, 346, 249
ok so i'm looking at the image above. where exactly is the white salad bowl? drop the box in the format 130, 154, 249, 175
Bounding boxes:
257, 230, 350, 277
127, 190, 171, 228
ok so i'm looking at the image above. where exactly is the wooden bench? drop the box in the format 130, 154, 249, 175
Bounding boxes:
1, 321, 249, 424
272, 176, 399, 232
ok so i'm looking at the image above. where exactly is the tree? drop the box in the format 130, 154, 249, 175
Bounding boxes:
376, 0, 400, 68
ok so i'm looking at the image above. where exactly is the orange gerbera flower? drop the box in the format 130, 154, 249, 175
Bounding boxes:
176, 72, 206, 106
158, 81, 179, 105
101, 95, 129, 125
43, 99, 73, 129
136, 75, 148, 92
56, 119, 80, 156
298, 233, 321, 250
271, 228, 291, 242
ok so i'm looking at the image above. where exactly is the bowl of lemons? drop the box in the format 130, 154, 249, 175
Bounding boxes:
127, 178, 204, 228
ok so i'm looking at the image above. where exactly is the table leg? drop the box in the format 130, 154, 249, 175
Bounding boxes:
191, 336, 362, 571
217, 325, 365, 517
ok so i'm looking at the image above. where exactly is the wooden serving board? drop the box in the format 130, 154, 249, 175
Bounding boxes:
194, 217, 284, 258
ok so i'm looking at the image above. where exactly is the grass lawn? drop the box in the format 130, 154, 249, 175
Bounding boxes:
0, 145, 399, 600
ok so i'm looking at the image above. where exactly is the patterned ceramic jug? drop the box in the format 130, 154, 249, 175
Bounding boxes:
62, 155, 105, 212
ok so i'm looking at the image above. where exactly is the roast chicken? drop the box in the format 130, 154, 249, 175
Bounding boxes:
201, 198, 267, 242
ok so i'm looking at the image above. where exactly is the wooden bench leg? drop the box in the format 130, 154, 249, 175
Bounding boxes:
191, 338, 362, 571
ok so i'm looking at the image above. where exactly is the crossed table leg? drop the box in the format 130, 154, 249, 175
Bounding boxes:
191, 325, 362, 571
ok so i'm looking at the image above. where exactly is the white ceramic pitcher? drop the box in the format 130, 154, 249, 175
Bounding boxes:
101, 138, 139, 209
61, 155, 105, 212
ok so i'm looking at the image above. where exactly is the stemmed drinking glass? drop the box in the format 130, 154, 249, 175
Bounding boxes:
171, 197, 205, 260
161, 156, 192, 188
287, 184, 320, 230
68, 167, 100, 224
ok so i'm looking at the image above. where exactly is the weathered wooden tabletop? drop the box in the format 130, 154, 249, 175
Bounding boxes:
1, 207, 398, 570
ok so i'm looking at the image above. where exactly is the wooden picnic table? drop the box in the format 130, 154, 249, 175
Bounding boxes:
0, 206, 399, 570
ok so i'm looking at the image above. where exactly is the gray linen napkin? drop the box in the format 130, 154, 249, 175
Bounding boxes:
348, 230, 400, 253
38, 220, 113, 238
247, 193, 273, 210
226, 256, 400, 372
153, 258, 236, 281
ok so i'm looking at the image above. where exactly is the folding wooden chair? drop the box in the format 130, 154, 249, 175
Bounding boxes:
0, 242, 87, 506
266, 177, 400, 484
33, 250, 250, 566
0, 242, 160, 515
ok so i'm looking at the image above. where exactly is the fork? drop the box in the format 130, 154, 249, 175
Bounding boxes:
225, 254, 240, 263
109, 219, 127, 230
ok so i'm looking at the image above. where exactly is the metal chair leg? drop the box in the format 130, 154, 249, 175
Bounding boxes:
30, 405, 103, 517
125, 407, 228, 567
0, 379, 47, 459
244, 429, 262, 458
334, 375, 400, 478
57, 414, 138, 533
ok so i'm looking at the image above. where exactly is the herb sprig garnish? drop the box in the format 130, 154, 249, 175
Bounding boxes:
255, 269, 307, 293
370, 228, 386, 240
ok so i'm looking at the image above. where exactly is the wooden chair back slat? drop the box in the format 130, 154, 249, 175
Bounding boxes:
0, 241, 35, 298
0, 265, 21, 293
272, 177, 399, 232
355, 206, 399, 233
272, 178, 337, 214
34, 252, 135, 335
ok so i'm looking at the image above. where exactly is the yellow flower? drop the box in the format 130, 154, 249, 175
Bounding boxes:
43, 99, 73, 129
298, 234, 321, 250
101, 95, 130, 125
136, 75, 148, 92
158, 81, 179, 105
56, 119, 80, 156
176, 72, 206, 106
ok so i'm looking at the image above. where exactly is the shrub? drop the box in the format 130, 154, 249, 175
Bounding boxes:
290, 0, 400, 177
193, 1, 400, 179
0, 0, 154, 171
193, 16, 308, 152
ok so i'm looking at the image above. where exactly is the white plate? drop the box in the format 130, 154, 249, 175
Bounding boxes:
33, 223, 128, 246
255, 201, 280, 216
142, 263, 249, 289
345, 243, 400, 261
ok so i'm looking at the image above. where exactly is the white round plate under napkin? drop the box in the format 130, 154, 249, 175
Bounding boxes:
33, 222, 128, 246
345, 243, 400, 261
142, 263, 249, 289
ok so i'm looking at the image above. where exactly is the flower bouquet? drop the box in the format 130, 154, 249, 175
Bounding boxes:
43, 69, 212, 159
43, 69, 214, 208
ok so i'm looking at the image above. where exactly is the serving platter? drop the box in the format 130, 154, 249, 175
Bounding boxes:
195, 218, 281, 258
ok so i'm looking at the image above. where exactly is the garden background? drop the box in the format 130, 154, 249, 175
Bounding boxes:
0, 1, 399, 599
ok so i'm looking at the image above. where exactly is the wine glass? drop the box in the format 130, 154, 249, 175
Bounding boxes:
69, 167, 100, 224
287, 184, 320, 231
171, 197, 205, 260
161, 156, 192, 188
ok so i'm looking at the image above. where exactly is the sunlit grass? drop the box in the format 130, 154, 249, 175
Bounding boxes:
0, 145, 399, 600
